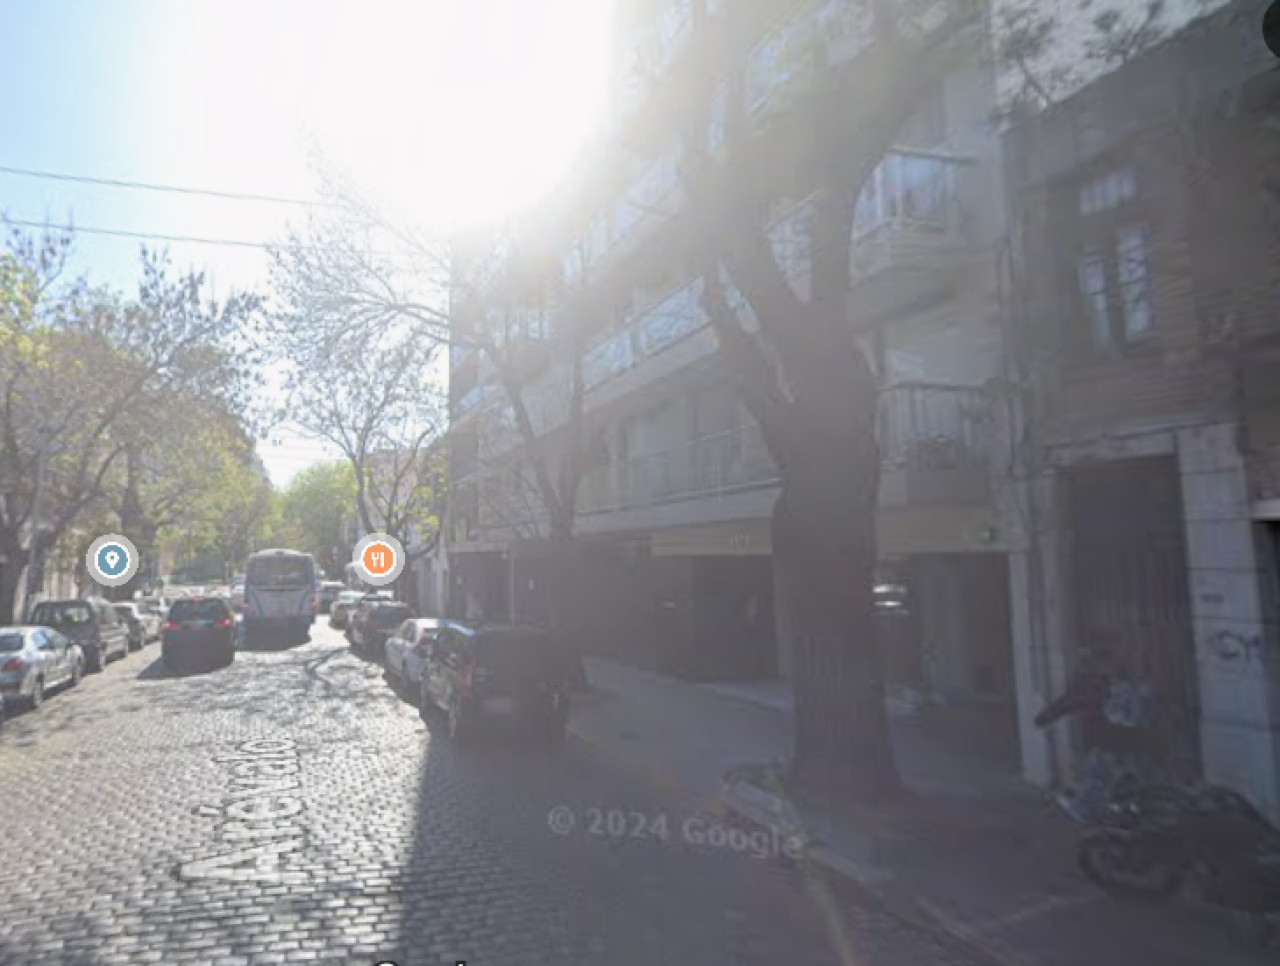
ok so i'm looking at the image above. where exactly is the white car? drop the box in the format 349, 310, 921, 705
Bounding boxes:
0, 626, 84, 709
383, 618, 443, 690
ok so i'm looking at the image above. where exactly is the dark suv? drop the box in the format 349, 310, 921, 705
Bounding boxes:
349, 600, 412, 660
419, 623, 571, 746
162, 597, 236, 672
28, 597, 129, 673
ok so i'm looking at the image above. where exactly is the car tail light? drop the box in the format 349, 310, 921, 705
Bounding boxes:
1, 657, 23, 672
216, 617, 232, 629
162, 621, 179, 632
309, 594, 319, 612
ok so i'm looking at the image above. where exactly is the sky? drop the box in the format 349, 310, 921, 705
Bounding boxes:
0, 0, 613, 484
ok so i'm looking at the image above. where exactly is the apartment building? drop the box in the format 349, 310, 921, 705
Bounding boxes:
1003, 0, 1280, 815
445, 0, 1026, 764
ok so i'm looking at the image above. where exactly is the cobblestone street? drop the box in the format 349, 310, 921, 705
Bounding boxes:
0, 624, 995, 966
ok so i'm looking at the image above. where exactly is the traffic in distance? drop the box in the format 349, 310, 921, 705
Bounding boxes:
0, 543, 584, 749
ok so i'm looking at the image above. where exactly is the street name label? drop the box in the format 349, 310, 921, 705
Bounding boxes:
178, 737, 310, 884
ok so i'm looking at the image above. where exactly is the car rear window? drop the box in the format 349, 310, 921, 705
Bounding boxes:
476, 631, 561, 678
246, 556, 313, 589
0, 633, 24, 652
31, 602, 94, 626
372, 605, 412, 626
169, 599, 231, 621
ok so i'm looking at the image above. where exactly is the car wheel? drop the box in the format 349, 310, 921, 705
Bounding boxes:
418, 679, 433, 720
70, 659, 83, 687
28, 676, 44, 710
86, 648, 104, 674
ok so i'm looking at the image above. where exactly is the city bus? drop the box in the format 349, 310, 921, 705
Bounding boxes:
241, 549, 318, 646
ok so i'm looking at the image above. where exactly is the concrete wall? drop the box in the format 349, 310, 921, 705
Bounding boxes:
1011, 419, 1280, 818
1177, 422, 1280, 818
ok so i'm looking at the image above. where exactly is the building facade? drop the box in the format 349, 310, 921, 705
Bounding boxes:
447, 0, 1025, 763
1003, 0, 1280, 815
444, 0, 1280, 815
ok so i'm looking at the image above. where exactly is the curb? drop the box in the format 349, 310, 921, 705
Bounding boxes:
719, 777, 1033, 966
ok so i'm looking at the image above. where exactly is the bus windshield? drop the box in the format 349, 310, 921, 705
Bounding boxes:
246, 555, 313, 590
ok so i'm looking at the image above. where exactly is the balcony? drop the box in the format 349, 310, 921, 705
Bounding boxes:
578, 424, 778, 515
877, 382, 992, 506
850, 148, 970, 322
585, 280, 711, 390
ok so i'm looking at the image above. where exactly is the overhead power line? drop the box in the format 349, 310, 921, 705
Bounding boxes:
2, 216, 376, 254
0, 163, 337, 208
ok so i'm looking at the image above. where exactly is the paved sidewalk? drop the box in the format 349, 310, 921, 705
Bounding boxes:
568, 658, 1277, 966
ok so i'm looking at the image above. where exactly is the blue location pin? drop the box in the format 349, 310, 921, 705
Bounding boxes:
97, 544, 128, 577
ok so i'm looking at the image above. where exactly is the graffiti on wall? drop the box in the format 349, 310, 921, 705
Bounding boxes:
1200, 627, 1266, 665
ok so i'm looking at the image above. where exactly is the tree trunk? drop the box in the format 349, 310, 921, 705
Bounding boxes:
0, 535, 30, 625
775, 360, 897, 803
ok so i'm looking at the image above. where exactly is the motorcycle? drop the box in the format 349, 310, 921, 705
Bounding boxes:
1036, 685, 1280, 946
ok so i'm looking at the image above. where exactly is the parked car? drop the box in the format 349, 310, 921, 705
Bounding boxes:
113, 603, 157, 650
341, 592, 393, 639
418, 622, 570, 745
28, 597, 129, 673
318, 581, 345, 614
349, 600, 413, 660
328, 590, 367, 630
384, 618, 444, 690
0, 626, 85, 709
136, 596, 170, 619
161, 596, 236, 672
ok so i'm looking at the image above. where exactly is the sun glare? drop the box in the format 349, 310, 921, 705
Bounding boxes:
295, 0, 614, 232
173, 0, 613, 235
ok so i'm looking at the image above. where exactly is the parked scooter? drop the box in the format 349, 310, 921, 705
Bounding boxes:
1036, 647, 1280, 946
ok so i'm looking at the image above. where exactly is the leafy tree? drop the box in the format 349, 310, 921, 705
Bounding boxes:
277, 461, 357, 577
0, 226, 264, 620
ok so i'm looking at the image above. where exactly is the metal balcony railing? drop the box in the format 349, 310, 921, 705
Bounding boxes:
877, 382, 991, 471
853, 149, 963, 241
578, 424, 778, 514
583, 279, 708, 392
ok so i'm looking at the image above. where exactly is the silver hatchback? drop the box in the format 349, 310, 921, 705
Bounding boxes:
0, 626, 84, 710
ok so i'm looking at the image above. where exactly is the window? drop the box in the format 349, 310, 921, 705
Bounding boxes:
31, 602, 93, 626
855, 152, 955, 235
899, 84, 948, 148
1078, 169, 1136, 216
170, 598, 232, 621
1077, 248, 1111, 349
246, 555, 314, 589
1116, 225, 1152, 338
1074, 225, 1153, 351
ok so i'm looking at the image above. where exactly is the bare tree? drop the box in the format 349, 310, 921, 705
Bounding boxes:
270, 171, 603, 623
